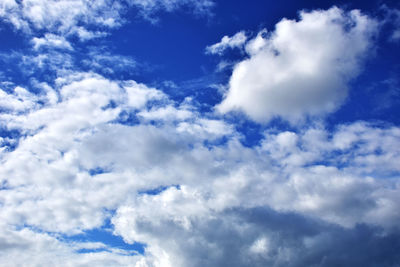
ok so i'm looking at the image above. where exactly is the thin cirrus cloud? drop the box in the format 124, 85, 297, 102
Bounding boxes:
216, 7, 378, 123
0, 2, 400, 267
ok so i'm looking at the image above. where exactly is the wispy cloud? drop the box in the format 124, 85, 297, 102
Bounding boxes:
206, 31, 247, 55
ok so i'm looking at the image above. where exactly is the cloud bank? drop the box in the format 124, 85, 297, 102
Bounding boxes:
1, 71, 400, 266
0, 3, 399, 267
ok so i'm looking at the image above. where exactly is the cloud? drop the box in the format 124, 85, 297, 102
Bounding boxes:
381, 6, 400, 42
216, 7, 378, 123
0, 71, 232, 234
113, 202, 400, 267
32, 34, 73, 51
80, 49, 137, 76
1, 70, 400, 265
111, 121, 400, 266
206, 31, 247, 55
0, 86, 39, 113
0, 0, 214, 40
0, 222, 144, 266
0, 0, 122, 37
1, 4, 400, 267
0, 45, 138, 84
128, 0, 214, 22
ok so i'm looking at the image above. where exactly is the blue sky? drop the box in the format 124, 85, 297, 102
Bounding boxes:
0, 0, 400, 266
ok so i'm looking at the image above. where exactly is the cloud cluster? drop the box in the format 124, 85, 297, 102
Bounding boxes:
110, 121, 400, 266
216, 7, 378, 123
1, 70, 400, 265
0, 0, 214, 41
1, 4, 399, 267
0, 0, 120, 37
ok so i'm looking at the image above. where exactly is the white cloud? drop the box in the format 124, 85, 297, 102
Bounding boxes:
0, 71, 233, 234
0, 86, 39, 112
110, 121, 400, 266
249, 236, 270, 257
206, 31, 247, 55
0, 0, 214, 40
0, 0, 122, 36
32, 34, 73, 50
0, 50, 75, 76
1, 5, 400, 266
216, 7, 378, 123
0, 45, 138, 81
1, 70, 400, 265
0, 222, 144, 266
138, 105, 194, 121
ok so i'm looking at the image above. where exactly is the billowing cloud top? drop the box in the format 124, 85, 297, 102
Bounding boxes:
217, 8, 378, 123
1, 1, 400, 267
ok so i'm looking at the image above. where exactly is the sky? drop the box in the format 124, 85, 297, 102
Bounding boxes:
0, 0, 400, 266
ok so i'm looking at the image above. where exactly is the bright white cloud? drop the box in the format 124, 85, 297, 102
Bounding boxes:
206, 31, 247, 55
138, 105, 194, 121
0, 86, 39, 112
32, 34, 73, 51
0, 222, 143, 266
0, 0, 214, 40
0, 0, 122, 36
216, 7, 378, 123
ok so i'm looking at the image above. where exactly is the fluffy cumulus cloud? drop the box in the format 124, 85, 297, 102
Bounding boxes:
1, 70, 400, 265
110, 122, 400, 266
1, 3, 400, 267
217, 7, 378, 123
